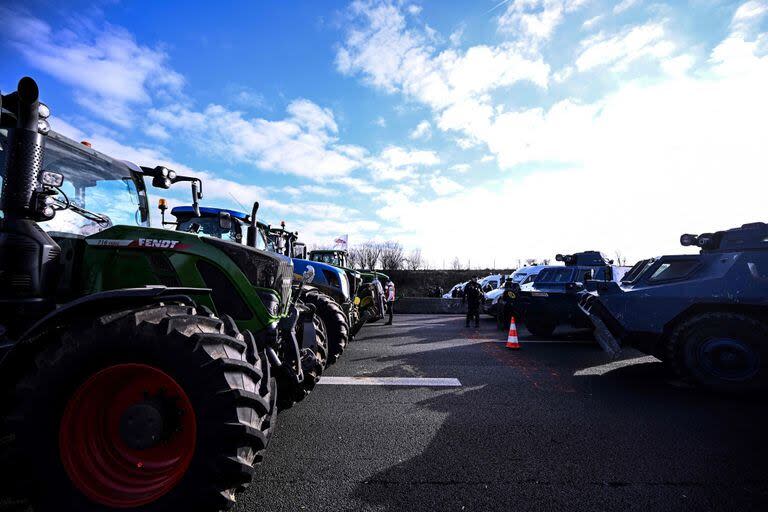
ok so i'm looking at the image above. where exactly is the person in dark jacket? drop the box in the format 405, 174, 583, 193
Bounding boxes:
462, 277, 484, 328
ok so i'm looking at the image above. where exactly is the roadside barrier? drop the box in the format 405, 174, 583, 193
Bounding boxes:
506, 317, 520, 349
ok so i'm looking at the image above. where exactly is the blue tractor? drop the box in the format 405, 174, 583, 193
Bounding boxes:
579, 222, 768, 391
167, 205, 351, 365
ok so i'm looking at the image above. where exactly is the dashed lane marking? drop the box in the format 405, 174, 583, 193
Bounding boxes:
318, 377, 462, 387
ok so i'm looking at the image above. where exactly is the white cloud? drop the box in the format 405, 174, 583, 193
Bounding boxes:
450, 163, 471, 173
374, 116, 387, 127
731, 0, 768, 33
409, 120, 432, 139
613, 0, 639, 15
337, 0, 549, 112
575, 21, 676, 72
449, 25, 464, 46
149, 100, 364, 179
582, 15, 602, 30
368, 145, 440, 180
373, 19, 768, 266
406, 4, 422, 15
3, 7, 183, 126
144, 123, 170, 140
498, 1, 589, 51
429, 176, 463, 196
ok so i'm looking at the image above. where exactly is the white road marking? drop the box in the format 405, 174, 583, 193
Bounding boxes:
318, 377, 462, 387
507, 339, 595, 345
573, 355, 660, 376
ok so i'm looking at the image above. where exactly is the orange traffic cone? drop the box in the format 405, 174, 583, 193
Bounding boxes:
506, 316, 520, 349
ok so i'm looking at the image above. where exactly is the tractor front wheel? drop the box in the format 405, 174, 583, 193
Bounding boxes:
6, 303, 275, 511
302, 290, 349, 365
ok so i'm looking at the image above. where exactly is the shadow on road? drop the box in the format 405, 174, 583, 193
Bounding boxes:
351, 317, 768, 511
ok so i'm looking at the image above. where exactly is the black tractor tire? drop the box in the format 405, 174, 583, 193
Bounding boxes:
667, 312, 768, 392
525, 319, 556, 338
4, 303, 274, 512
302, 290, 349, 365
277, 312, 327, 411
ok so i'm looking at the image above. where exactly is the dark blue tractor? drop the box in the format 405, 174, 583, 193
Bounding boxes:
512, 251, 629, 337
579, 222, 768, 391
168, 205, 351, 364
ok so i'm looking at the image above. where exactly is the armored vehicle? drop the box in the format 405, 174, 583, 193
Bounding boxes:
580, 223, 768, 391
513, 252, 629, 337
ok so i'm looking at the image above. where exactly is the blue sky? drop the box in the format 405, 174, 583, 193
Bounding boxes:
2, 0, 767, 267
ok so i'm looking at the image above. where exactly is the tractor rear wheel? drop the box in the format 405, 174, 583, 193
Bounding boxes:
5, 303, 274, 511
302, 290, 349, 364
667, 312, 767, 392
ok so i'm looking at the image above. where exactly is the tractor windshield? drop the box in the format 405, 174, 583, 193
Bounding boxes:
312, 251, 346, 267
0, 130, 149, 235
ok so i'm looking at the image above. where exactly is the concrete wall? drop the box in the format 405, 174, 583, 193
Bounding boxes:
393, 297, 468, 314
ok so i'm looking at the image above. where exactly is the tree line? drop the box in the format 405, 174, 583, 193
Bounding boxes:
345, 241, 426, 271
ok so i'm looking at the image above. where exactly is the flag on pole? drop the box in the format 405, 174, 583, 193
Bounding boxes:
334, 234, 348, 249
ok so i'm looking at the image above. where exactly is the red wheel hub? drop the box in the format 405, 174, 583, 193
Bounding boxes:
59, 364, 196, 508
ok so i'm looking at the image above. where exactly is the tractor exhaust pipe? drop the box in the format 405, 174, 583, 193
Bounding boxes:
246, 201, 260, 248
1, 77, 43, 218
0, 77, 61, 331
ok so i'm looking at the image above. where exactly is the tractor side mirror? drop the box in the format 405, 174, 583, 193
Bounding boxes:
302, 266, 315, 284
191, 180, 202, 217
218, 211, 232, 231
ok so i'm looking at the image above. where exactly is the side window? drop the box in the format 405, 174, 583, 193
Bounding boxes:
649, 260, 699, 282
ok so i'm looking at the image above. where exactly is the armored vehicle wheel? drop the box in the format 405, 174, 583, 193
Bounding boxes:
668, 312, 767, 392
277, 312, 328, 410
5, 303, 274, 512
302, 290, 349, 364
525, 319, 556, 338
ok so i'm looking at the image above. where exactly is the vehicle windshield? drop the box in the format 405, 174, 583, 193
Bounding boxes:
536, 268, 577, 283
176, 216, 269, 250
312, 252, 344, 267
511, 272, 529, 283
0, 130, 148, 235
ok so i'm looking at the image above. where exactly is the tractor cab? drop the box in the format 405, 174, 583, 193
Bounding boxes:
167, 205, 272, 251
309, 249, 349, 268
268, 221, 307, 259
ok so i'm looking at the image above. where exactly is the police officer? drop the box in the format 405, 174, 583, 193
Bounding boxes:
383, 278, 395, 325
462, 277, 483, 328
498, 277, 517, 331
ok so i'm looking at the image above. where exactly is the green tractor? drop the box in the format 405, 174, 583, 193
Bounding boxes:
0, 77, 316, 510
307, 249, 389, 330
164, 206, 348, 366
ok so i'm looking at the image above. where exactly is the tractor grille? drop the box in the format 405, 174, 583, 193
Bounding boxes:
203, 237, 293, 311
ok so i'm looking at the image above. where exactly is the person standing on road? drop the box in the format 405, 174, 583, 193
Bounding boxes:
462, 277, 483, 328
383, 278, 395, 325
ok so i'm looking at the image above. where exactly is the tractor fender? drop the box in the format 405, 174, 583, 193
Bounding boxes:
0, 286, 211, 385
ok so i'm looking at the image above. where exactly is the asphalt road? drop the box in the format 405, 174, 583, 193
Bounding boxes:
237, 314, 768, 512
